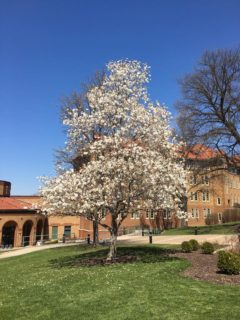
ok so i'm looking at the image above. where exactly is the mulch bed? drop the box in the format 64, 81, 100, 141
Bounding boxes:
173, 251, 240, 286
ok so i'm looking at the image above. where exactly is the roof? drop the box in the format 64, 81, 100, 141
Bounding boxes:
182, 144, 222, 160
0, 197, 35, 211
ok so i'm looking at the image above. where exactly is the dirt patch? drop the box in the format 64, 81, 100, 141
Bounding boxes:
173, 251, 240, 286
75, 255, 139, 266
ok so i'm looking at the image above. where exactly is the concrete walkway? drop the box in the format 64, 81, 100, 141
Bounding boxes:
117, 234, 238, 246
0, 234, 238, 260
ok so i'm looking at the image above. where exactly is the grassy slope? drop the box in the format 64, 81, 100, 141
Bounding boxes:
162, 221, 240, 236
0, 245, 239, 320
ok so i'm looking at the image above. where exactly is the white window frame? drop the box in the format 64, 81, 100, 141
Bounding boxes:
203, 208, 207, 218
131, 211, 140, 219
218, 212, 222, 221
190, 192, 198, 201
217, 197, 221, 205
150, 209, 154, 219
191, 208, 195, 218
202, 175, 209, 185
203, 191, 210, 202
146, 209, 149, 219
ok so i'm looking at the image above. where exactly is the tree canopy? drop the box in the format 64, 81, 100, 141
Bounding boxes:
177, 47, 240, 162
41, 60, 186, 259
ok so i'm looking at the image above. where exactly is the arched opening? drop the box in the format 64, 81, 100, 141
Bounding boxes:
22, 220, 33, 246
2, 221, 18, 248
36, 220, 43, 241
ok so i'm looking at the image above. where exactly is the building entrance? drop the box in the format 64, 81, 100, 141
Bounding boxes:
2, 221, 17, 247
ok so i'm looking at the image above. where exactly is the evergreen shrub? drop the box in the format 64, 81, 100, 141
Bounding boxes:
201, 242, 214, 254
189, 239, 199, 251
217, 251, 240, 275
181, 241, 192, 253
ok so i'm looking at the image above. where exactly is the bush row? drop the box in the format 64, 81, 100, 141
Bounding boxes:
181, 240, 240, 274
181, 240, 214, 254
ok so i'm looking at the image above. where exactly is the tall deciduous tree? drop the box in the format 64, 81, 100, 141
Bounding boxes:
41, 60, 186, 260
177, 47, 240, 163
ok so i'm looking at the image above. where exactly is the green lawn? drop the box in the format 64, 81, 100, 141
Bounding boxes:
0, 245, 239, 320
162, 221, 240, 236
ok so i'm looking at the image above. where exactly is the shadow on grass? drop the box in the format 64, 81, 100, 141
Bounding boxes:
49, 245, 180, 268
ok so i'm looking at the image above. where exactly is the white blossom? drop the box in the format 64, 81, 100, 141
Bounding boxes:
40, 60, 187, 259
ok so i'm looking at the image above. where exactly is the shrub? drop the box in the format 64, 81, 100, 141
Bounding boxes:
217, 251, 240, 275
201, 242, 214, 254
181, 241, 192, 253
189, 239, 200, 251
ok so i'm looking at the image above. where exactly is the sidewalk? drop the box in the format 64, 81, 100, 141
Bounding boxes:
117, 234, 238, 245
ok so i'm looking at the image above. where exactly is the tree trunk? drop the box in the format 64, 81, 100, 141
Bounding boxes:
107, 216, 118, 261
92, 220, 99, 247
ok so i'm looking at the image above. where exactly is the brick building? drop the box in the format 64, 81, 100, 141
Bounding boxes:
185, 145, 240, 226
1, 145, 239, 247
0, 180, 46, 248
0, 179, 178, 246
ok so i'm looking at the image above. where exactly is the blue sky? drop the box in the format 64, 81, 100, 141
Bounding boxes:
0, 0, 240, 194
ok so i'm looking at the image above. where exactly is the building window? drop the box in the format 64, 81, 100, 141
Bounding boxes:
217, 197, 221, 205
206, 191, 210, 201
52, 226, 58, 240
218, 212, 222, 221
131, 211, 140, 219
203, 208, 207, 218
191, 209, 195, 218
163, 210, 172, 219
150, 209, 154, 219
64, 226, 71, 237
202, 191, 210, 202
191, 192, 198, 201
195, 208, 199, 219
191, 208, 199, 219
146, 209, 149, 219
202, 175, 209, 185
207, 208, 211, 215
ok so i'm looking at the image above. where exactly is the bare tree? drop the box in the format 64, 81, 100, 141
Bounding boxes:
55, 70, 105, 246
176, 47, 240, 164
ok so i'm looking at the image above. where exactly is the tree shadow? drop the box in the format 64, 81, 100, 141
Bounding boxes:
49, 245, 180, 268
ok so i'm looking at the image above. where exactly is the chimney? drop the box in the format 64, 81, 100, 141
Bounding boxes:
0, 180, 11, 197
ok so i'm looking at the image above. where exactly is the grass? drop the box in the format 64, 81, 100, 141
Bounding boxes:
0, 244, 239, 320
162, 221, 240, 236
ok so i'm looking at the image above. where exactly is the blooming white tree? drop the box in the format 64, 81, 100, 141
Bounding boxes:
40, 60, 186, 260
